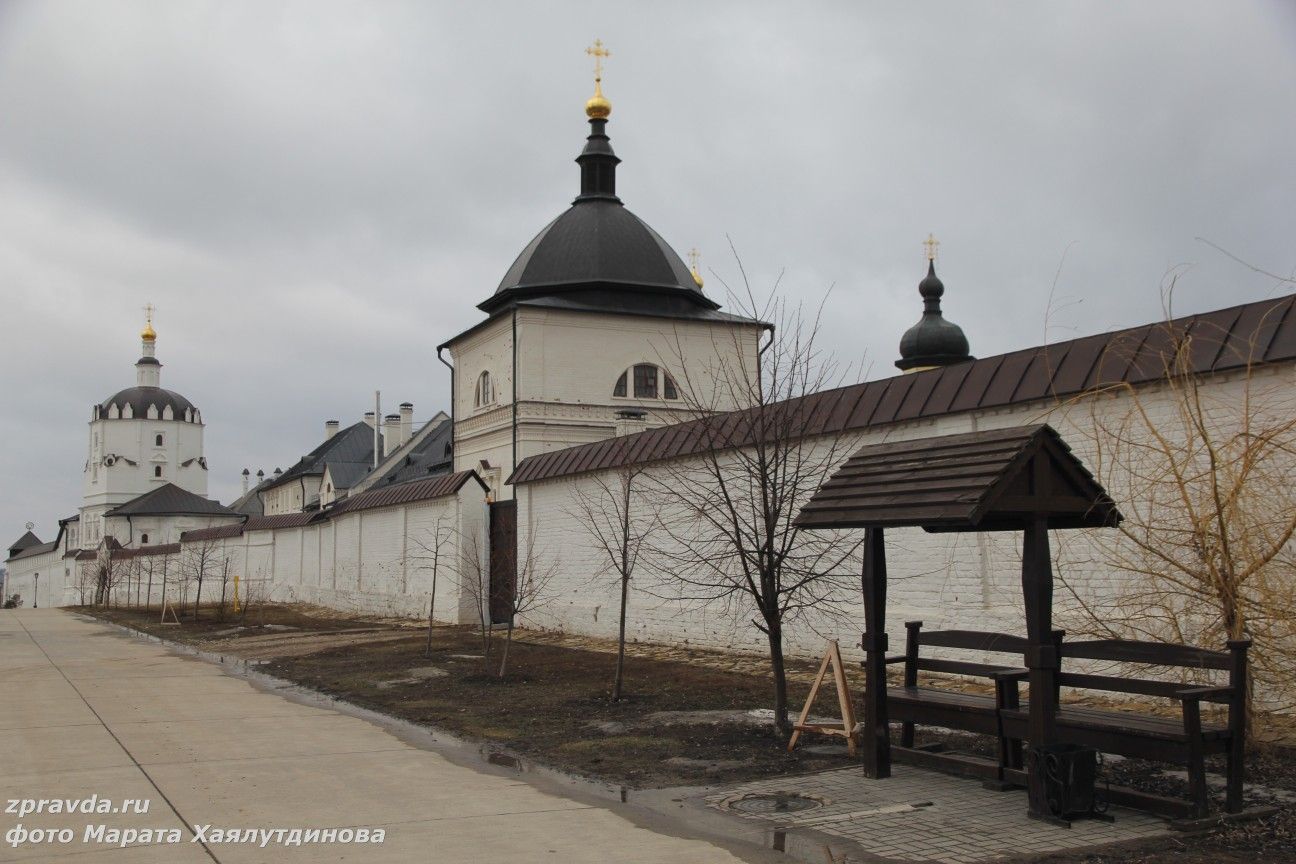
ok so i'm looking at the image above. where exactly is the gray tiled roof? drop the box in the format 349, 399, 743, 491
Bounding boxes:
8, 531, 41, 555
264, 422, 382, 492
364, 418, 454, 490
324, 461, 373, 491
104, 484, 237, 517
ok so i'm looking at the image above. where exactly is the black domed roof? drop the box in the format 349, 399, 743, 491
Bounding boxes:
491, 200, 708, 299
896, 261, 973, 371
479, 116, 718, 316
100, 386, 198, 420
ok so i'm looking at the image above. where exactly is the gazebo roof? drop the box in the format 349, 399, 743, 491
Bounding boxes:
795, 424, 1121, 532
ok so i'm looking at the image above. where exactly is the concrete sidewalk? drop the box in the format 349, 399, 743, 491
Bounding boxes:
0, 609, 751, 863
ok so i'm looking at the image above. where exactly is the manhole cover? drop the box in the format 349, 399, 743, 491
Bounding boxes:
726, 792, 824, 815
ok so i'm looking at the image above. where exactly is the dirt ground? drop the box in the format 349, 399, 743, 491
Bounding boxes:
78, 603, 1295, 863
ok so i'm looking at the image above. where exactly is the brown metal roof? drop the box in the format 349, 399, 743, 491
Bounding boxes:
511, 293, 1296, 485
112, 543, 182, 559
179, 525, 246, 542
245, 513, 318, 531
327, 470, 486, 517
794, 425, 1121, 532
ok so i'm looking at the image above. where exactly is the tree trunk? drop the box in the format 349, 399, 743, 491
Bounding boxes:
425, 598, 436, 657
194, 575, 204, 621
766, 621, 790, 732
613, 572, 629, 701
499, 621, 514, 678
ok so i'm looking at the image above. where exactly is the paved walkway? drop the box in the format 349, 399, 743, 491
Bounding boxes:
0, 609, 750, 863
709, 765, 1171, 863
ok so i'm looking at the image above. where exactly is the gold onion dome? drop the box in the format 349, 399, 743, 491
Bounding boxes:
141, 305, 157, 342
585, 79, 611, 119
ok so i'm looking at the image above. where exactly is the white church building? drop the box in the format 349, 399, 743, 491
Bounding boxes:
8, 68, 1295, 671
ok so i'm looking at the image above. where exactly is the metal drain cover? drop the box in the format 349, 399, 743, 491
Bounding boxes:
727, 792, 824, 815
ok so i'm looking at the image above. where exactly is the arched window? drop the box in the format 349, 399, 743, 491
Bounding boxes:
140, 533, 149, 545
474, 371, 495, 407
154, 465, 163, 478
155, 433, 164, 447
613, 364, 680, 400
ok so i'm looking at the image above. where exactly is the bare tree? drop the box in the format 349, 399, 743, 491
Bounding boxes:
1059, 300, 1296, 716
142, 555, 156, 612
181, 537, 222, 620
646, 265, 864, 732
408, 517, 455, 657
215, 557, 233, 621
458, 527, 495, 673
76, 559, 99, 605
567, 466, 653, 700
494, 530, 558, 678
93, 549, 125, 607
238, 570, 270, 626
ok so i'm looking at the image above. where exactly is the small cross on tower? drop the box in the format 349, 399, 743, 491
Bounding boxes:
143, 302, 155, 325
923, 233, 940, 262
586, 39, 611, 83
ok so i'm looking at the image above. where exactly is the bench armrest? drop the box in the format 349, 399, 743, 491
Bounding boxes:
1176, 685, 1233, 702
989, 669, 1030, 681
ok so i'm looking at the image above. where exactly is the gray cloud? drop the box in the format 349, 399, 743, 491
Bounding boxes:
1, 0, 1293, 539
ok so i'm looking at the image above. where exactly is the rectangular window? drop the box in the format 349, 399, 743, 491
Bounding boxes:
633, 364, 657, 398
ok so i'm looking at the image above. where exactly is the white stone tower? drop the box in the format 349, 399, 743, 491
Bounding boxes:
79, 309, 208, 545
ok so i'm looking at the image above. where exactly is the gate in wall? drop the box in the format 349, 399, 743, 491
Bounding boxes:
488, 499, 517, 625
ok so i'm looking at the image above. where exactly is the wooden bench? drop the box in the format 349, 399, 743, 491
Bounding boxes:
886, 621, 1031, 778
998, 637, 1250, 818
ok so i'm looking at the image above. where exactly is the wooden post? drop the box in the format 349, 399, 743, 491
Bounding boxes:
860, 526, 891, 778
1022, 514, 1059, 816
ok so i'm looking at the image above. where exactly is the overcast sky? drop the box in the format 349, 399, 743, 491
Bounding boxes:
2, 1, 1293, 542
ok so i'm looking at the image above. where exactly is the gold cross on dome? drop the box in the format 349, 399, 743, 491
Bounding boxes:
143, 303, 155, 324
923, 233, 940, 262
586, 39, 610, 82
688, 248, 700, 270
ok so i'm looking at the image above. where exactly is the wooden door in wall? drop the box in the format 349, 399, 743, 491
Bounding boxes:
488, 500, 517, 625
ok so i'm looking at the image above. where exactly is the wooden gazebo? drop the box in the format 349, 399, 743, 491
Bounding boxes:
795, 424, 1122, 815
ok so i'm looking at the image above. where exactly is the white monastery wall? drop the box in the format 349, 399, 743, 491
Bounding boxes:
515, 365, 1296, 662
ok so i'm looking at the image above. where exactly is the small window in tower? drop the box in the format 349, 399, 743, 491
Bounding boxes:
613, 371, 627, 398
633, 364, 658, 398
664, 374, 679, 400
154, 465, 163, 478
140, 533, 149, 545
475, 371, 495, 407
155, 433, 164, 447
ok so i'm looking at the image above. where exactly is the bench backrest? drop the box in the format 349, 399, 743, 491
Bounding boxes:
1057, 637, 1249, 705
902, 621, 1028, 685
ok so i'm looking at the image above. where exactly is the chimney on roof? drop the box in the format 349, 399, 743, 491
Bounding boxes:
614, 408, 649, 438
273, 467, 282, 479
399, 402, 413, 446
256, 469, 265, 486
383, 414, 400, 458
363, 411, 376, 428
325, 419, 340, 440
241, 468, 250, 495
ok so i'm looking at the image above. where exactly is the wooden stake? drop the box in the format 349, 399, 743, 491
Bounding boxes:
787, 640, 858, 756
159, 598, 181, 626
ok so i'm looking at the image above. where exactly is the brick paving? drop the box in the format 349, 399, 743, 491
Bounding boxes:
707, 766, 1170, 863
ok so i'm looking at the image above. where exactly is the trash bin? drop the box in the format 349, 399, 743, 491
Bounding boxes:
1027, 743, 1108, 824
